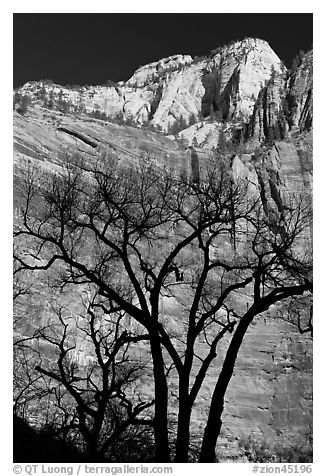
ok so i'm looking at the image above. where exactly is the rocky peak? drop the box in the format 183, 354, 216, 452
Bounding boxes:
206, 38, 284, 119
15, 39, 312, 144
142, 38, 284, 131
212, 37, 281, 62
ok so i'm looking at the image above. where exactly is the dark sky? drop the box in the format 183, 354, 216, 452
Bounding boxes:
13, 13, 313, 88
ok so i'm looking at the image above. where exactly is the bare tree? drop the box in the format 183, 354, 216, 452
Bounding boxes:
13, 260, 53, 419
276, 295, 312, 337
14, 152, 312, 462
14, 285, 154, 461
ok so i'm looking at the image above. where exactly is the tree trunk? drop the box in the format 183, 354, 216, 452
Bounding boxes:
150, 335, 171, 462
88, 437, 101, 462
199, 309, 255, 462
175, 382, 191, 462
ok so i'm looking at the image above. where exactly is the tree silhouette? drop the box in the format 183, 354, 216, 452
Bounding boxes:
14, 152, 312, 462
13, 281, 154, 462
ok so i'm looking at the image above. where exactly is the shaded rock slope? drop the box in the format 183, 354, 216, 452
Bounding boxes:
13, 36, 313, 460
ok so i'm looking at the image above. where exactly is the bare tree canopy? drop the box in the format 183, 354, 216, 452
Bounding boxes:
14, 152, 312, 462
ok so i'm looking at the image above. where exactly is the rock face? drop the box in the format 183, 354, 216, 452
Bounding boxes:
13, 105, 313, 459
125, 54, 193, 88
245, 71, 288, 143
245, 50, 313, 144
217, 317, 312, 461
288, 51, 313, 131
238, 135, 313, 214
13, 106, 191, 173
13, 36, 313, 461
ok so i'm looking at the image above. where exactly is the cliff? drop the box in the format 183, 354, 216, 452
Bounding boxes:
13, 36, 313, 461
